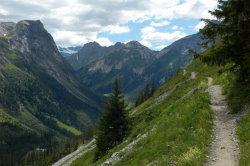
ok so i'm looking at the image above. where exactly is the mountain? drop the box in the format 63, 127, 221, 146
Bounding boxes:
65, 41, 124, 70
58, 46, 81, 57
70, 34, 202, 102
0, 20, 102, 165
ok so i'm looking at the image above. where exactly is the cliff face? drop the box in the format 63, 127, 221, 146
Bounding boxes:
1, 20, 102, 106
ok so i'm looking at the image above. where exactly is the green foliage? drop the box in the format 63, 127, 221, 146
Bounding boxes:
71, 147, 97, 166
95, 77, 130, 158
85, 125, 94, 141
135, 81, 156, 107
150, 81, 155, 97
19, 134, 85, 166
0, 122, 55, 166
237, 106, 250, 166
196, 0, 250, 80
55, 118, 83, 136
144, 84, 150, 100
212, 64, 248, 114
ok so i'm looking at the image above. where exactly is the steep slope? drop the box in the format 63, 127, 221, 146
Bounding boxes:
0, 20, 102, 165
76, 34, 202, 102
55, 57, 248, 166
56, 59, 221, 165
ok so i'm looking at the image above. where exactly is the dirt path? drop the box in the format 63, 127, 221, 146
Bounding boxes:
205, 77, 240, 166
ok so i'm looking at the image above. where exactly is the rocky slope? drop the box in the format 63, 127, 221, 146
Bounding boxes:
0, 20, 102, 165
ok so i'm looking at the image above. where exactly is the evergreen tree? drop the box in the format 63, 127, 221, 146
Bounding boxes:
150, 81, 155, 97
192, 0, 250, 81
144, 83, 150, 100
85, 125, 94, 141
135, 94, 141, 107
95, 77, 130, 158
135, 92, 144, 107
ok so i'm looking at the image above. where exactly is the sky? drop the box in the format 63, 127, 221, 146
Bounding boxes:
0, 0, 218, 50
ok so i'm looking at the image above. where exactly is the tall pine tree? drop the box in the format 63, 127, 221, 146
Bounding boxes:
95, 77, 130, 158
192, 0, 250, 81
144, 83, 150, 100
150, 81, 155, 97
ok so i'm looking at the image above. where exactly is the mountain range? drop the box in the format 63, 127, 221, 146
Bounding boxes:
64, 34, 203, 102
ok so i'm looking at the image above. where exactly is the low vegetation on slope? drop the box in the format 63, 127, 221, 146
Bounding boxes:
65, 55, 249, 166
67, 59, 214, 165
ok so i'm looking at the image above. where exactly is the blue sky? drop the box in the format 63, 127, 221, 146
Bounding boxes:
97, 19, 201, 50
0, 0, 218, 50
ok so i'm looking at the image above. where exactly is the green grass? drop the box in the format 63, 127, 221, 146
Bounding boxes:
65, 58, 249, 166
113, 89, 212, 166
237, 106, 250, 166
71, 59, 218, 165
55, 118, 82, 136
0, 107, 16, 123
71, 147, 97, 166
60, 141, 96, 166
6, 53, 17, 60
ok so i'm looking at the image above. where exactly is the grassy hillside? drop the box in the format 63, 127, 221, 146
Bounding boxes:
66, 57, 249, 166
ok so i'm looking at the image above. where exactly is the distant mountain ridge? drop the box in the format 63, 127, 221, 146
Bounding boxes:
66, 34, 202, 102
65, 41, 125, 70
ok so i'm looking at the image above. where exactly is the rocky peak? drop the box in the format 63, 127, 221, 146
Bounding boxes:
125, 41, 143, 48
83, 41, 101, 49
0, 22, 16, 37
11, 20, 65, 66
114, 42, 124, 48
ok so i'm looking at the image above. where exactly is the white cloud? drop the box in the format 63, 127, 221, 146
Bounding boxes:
52, 30, 89, 46
141, 26, 187, 43
125, 40, 131, 44
179, 27, 184, 30
140, 40, 152, 47
141, 26, 156, 34
0, 9, 9, 16
172, 25, 178, 30
52, 31, 113, 47
194, 20, 206, 31
105, 25, 130, 34
155, 44, 168, 50
0, 0, 218, 46
150, 20, 170, 27
95, 37, 114, 46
